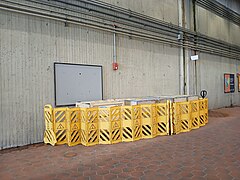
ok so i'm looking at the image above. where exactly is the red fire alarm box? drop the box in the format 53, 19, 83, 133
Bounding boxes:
112, 62, 118, 70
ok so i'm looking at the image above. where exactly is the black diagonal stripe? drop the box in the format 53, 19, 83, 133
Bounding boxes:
142, 125, 151, 136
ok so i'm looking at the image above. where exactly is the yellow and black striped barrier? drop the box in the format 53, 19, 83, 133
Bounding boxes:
44, 99, 208, 146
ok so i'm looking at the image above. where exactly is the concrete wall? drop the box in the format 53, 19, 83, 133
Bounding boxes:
0, 9, 180, 149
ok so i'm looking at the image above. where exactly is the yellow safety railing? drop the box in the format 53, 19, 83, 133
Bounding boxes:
44, 106, 81, 146
199, 98, 208, 125
43, 99, 208, 146
53, 107, 68, 145
173, 101, 191, 134
67, 108, 81, 146
156, 102, 170, 136
81, 107, 98, 146
190, 100, 200, 130
99, 106, 121, 144
121, 105, 141, 142
141, 104, 157, 139
43, 105, 57, 146
171, 99, 209, 135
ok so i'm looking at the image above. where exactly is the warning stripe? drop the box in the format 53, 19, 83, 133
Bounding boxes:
142, 125, 151, 136
89, 134, 98, 143
181, 120, 189, 130
89, 129, 97, 138
123, 108, 132, 120
157, 106, 166, 116
199, 101, 205, 110
99, 111, 109, 121
56, 130, 66, 142
88, 113, 97, 123
111, 112, 120, 121
112, 129, 120, 140
199, 115, 204, 124
180, 105, 189, 114
158, 122, 166, 133
134, 108, 141, 119
55, 111, 65, 122
88, 130, 98, 143
71, 112, 77, 122
81, 130, 86, 143
45, 112, 51, 122
100, 129, 110, 141
122, 127, 133, 139
134, 126, 141, 138
142, 108, 151, 118
70, 131, 79, 142
45, 130, 55, 142
192, 103, 198, 112
192, 118, 198, 127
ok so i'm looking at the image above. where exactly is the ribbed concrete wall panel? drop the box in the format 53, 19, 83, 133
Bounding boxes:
216, 0, 240, 14
102, 0, 178, 25
197, 6, 240, 46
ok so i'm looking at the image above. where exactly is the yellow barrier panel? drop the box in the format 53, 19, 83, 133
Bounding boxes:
53, 107, 68, 145
172, 103, 182, 135
179, 102, 191, 132
173, 102, 191, 134
43, 105, 57, 146
155, 102, 170, 136
141, 104, 157, 139
99, 106, 121, 144
80, 107, 99, 146
199, 101, 205, 126
169, 101, 174, 135
67, 108, 81, 146
133, 106, 142, 141
204, 99, 208, 124
121, 105, 141, 142
190, 100, 200, 130
199, 99, 208, 126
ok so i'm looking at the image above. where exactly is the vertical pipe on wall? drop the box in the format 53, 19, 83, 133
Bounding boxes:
179, 47, 185, 95
113, 32, 117, 63
112, 29, 118, 71
178, 0, 186, 95
182, 0, 191, 95
185, 0, 191, 95
192, 0, 198, 95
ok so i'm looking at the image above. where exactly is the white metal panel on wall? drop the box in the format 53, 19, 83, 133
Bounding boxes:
54, 63, 103, 106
